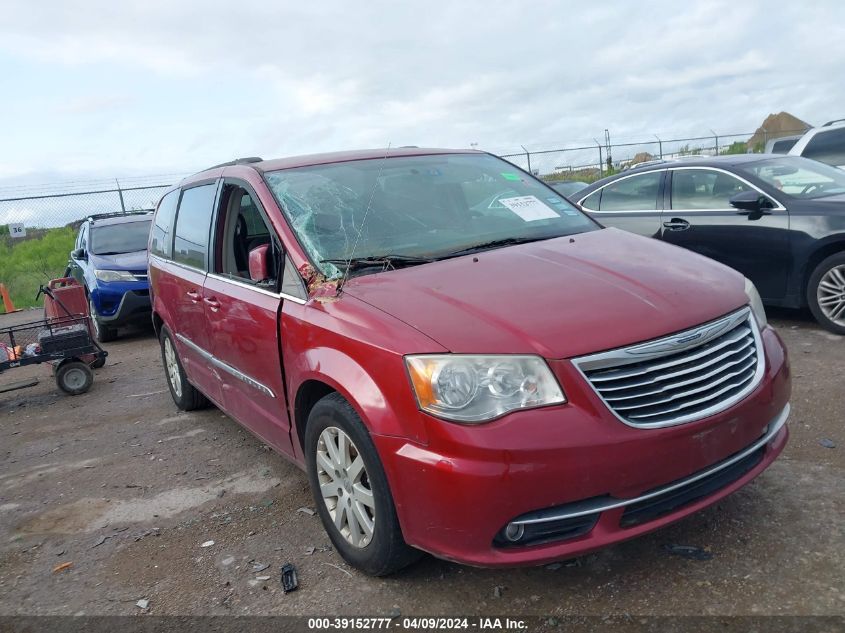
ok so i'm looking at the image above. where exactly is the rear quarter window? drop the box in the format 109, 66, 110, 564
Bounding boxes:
173, 184, 217, 269
150, 190, 179, 259
803, 128, 845, 166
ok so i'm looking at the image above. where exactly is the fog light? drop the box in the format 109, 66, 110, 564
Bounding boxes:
504, 522, 525, 542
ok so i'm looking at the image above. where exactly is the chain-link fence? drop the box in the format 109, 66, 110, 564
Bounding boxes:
0, 127, 810, 309
498, 128, 810, 181
0, 176, 185, 309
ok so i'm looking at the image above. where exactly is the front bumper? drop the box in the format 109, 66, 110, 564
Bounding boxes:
373, 326, 790, 567
92, 285, 151, 325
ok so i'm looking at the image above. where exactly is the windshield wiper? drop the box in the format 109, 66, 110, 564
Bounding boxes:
440, 236, 551, 258
321, 254, 434, 272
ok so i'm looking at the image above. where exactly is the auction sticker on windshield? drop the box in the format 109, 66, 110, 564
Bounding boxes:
498, 195, 561, 221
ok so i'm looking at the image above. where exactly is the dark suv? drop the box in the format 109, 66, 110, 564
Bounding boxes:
68, 211, 153, 341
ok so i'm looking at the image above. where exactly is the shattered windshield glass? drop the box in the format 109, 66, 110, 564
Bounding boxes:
264, 153, 597, 278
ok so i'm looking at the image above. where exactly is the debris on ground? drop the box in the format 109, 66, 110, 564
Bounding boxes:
135, 599, 149, 610
281, 563, 299, 593
201, 540, 215, 548
221, 556, 235, 566
663, 544, 713, 560
296, 507, 315, 516
819, 438, 836, 448
493, 585, 505, 598
252, 562, 270, 572
545, 562, 562, 571
323, 562, 352, 578
52, 562, 73, 573
255, 575, 272, 581
92, 535, 111, 548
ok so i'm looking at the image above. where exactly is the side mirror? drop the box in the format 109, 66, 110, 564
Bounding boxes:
729, 190, 768, 212
729, 191, 775, 220
248, 244, 270, 282
71, 248, 86, 260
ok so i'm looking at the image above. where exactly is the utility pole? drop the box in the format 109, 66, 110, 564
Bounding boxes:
604, 129, 612, 173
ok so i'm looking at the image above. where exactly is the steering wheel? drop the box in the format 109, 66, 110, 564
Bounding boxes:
801, 183, 824, 196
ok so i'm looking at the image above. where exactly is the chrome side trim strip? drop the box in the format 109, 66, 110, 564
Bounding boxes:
175, 333, 275, 398
577, 166, 786, 213
206, 272, 307, 305
148, 253, 307, 305
512, 403, 789, 527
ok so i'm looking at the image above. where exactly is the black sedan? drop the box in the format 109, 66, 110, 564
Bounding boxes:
573, 155, 845, 334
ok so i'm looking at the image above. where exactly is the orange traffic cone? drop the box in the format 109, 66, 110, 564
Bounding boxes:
0, 283, 20, 314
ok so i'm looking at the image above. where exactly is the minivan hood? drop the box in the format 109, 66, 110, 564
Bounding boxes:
89, 249, 148, 271
344, 228, 748, 359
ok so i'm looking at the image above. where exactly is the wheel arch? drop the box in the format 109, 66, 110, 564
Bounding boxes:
289, 347, 428, 453
803, 237, 845, 303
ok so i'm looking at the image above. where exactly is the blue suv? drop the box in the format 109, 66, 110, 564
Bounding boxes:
68, 211, 153, 342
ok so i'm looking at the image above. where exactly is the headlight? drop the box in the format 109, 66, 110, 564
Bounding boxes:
94, 269, 137, 282
405, 355, 566, 423
744, 277, 767, 328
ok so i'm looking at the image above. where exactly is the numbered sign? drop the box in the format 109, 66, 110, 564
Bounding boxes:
8, 223, 26, 238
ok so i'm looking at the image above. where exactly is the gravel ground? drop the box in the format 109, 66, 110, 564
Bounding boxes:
0, 307, 842, 617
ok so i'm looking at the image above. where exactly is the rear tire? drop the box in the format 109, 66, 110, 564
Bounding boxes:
56, 361, 94, 395
305, 392, 421, 576
807, 252, 845, 335
159, 326, 209, 410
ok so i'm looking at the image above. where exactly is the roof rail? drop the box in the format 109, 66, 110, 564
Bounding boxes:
822, 118, 845, 127
87, 210, 153, 222
202, 156, 264, 171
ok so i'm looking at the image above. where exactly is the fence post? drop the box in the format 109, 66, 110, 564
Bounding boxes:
710, 129, 719, 156
520, 145, 532, 175
594, 140, 603, 176
654, 135, 663, 159
115, 179, 126, 213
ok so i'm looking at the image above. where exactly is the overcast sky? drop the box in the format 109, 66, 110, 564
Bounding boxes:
1, 0, 844, 186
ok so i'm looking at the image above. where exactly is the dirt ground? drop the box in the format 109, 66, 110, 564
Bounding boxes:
0, 306, 842, 617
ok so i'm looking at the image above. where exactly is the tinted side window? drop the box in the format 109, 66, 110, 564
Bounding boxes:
598, 172, 661, 211
174, 184, 216, 269
803, 128, 845, 166
580, 189, 601, 211
671, 169, 751, 210
771, 139, 797, 154
150, 190, 179, 259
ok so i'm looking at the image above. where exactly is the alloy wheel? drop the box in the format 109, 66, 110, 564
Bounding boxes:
315, 426, 375, 548
818, 264, 845, 326
163, 336, 182, 398
89, 299, 101, 338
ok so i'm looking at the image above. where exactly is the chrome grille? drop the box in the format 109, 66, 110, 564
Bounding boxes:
572, 308, 763, 428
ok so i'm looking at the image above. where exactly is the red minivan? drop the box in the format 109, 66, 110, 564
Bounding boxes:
148, 149, 790, 575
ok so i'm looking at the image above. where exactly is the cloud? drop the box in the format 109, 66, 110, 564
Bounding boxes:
0, 0, 843, 179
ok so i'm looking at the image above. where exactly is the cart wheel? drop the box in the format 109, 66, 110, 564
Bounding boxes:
56, 361, 94, 395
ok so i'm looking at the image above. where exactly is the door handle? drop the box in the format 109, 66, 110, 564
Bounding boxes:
186, 290, 201, 303
203, 296, 221, 312
663, 218, 690, 231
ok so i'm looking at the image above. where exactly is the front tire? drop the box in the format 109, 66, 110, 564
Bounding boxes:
159, 326, 208, 410
807, 252, 845, 335
305, 393, 421, 576
89, 298, 117, 343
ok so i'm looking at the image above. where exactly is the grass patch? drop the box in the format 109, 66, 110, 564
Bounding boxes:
0, 227, 75, 310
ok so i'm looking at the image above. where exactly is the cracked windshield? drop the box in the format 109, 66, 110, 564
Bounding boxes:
265, 153, 597, 277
